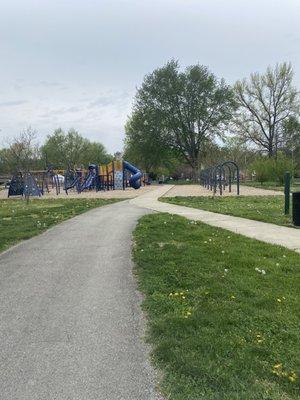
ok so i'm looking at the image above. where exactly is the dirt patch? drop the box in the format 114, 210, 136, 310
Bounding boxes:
0, 185, 157, 200
163, 184, 283, 197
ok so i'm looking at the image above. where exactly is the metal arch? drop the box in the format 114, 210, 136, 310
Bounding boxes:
219, 161, 240, 196
213, 163, 227, 195
200, 160, 240, 196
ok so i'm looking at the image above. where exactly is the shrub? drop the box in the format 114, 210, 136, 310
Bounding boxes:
250, 158, 274, 184
250, 154, 294, 185
272, 153, 295, 184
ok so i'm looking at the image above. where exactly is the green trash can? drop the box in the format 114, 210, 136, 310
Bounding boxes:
292, 192, 300, 226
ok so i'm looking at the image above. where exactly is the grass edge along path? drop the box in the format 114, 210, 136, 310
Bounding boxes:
243, 181, 300, 193
133, 213, 299, 400
0, 198, 123, 254
160, 196, 292, 227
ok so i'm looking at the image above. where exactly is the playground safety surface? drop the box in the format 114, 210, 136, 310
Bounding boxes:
0, 185, 155, 199
163, 184, 283, 197
0, 183, 283, 200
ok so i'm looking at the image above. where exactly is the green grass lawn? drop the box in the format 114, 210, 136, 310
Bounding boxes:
243, 181, 300, 193
133, 213, 300, 400
161, 196, 293, 226
0, 198, 122, 253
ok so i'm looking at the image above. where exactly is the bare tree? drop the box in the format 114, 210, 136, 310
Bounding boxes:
233, 62, 299, 157
4, 127, 40, 172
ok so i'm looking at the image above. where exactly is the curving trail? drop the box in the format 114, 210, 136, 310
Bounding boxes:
0, 201, 163, 400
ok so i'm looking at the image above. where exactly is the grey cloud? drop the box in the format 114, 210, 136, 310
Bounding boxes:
88, 97, 115, 108
0, 100, 28, 107
87, 91, 131, 109
38, 81, 67, 89
39, 106, 81, 118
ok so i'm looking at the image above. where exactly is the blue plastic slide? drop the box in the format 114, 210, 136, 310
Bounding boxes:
123, 161, 142, 189
79, 172, 95, 192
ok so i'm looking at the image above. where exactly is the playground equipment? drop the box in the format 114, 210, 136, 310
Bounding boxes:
123, 161, 143, 189
8, 166, 62, 198
65, 164, 106, 194
8, 172, 42, 198
200, 161, 240, 195
42, 166, 61, 195
7, 159, 145, 198
64, 160, 144, 194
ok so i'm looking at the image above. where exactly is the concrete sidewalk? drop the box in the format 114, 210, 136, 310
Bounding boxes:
130, 185, 300, 253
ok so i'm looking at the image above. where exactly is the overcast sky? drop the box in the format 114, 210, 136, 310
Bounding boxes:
0, 0, 299, 153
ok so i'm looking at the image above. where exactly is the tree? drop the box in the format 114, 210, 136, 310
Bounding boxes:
0, 148, 9, 173
250, 158, 274, 184
83, 142, 112, 165
221, 136, 257, 172
233, 62, 299, 157
131, 60, 236, 175
41, 128, 66, 167
281, 116, 300, 168
124, 108, 181, 174
1, 127, 41, 173
41, 129, 111, 168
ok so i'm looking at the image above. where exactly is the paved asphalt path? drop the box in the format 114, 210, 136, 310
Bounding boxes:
0, 201, 163, 400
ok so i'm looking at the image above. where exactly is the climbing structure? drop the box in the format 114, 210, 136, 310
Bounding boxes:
8, 172, 42, 198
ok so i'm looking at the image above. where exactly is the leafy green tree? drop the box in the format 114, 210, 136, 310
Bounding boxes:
41, 128, 66, 167
272, 153, 295, 184
124, 108, 181, 174
281, 116, 300, 170
83, 142, 112, 165
0, 149, 10, 173
131, 60, 236, 175
233, 62, 299, 157
41, 129, 111, 168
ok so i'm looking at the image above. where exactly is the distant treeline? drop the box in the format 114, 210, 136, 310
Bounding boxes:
0, 128, 113, 174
